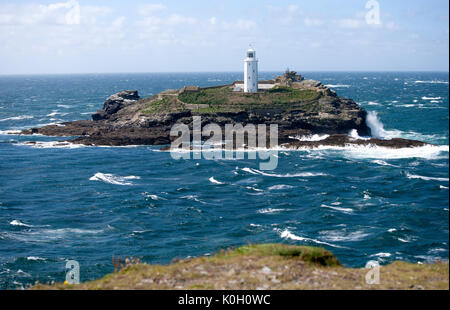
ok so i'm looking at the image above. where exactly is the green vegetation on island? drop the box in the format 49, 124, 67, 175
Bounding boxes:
140, 85, 322, 115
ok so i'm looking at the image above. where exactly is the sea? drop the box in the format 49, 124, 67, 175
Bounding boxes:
0, 72, 448, 289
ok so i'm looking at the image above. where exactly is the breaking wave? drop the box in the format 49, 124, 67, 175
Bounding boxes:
257, 208, 285, 214
10, 220, 32, 227
406, 173, 449, 182
275, 228, 347, 249
242, 167, 326, 178
89, 172, 141, 186
209, 177, 224, 184
0, 115, 34, 122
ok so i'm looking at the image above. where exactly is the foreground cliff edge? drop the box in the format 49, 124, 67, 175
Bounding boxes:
18, 71, 430, 149
32, 244, 448, 290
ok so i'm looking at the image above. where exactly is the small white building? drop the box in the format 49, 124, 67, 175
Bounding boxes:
244, 47, 258, 93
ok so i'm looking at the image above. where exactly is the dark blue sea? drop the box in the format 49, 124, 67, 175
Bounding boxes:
0, 72, 448, 289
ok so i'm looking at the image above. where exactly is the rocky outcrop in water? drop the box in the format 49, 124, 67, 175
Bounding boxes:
91, 90, 140, 121
18, 74, 431, 149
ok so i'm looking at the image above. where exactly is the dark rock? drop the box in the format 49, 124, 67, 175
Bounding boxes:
92, 90, 140, 121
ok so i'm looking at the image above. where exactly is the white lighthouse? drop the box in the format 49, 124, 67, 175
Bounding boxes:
244, 47, 258, 93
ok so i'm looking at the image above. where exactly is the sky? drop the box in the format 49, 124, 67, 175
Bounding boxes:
0, 0, 448, 74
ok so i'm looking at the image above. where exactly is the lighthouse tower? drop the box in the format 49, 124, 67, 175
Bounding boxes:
244, 47, 258, 93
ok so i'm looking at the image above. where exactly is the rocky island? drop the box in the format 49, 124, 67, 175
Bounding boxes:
20, 71, 429, 149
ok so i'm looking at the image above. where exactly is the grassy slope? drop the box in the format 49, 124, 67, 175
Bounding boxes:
141, 86, 322, 115
33, 244, 448, 290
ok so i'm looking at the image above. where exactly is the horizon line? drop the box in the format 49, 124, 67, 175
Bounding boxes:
1, 70, 449, 77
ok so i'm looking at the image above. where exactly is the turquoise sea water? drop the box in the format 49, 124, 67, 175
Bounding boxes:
0, 72, 448, 289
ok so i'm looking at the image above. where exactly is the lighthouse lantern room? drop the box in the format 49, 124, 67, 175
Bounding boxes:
244, 47, 258, 93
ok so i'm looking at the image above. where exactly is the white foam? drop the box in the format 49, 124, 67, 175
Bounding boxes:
89, 172, 141, 186
0, 130, 22, 135
242, 167, 326, 178
372, 160, 396, 167
250, 223, 262, 227
145, 193, 166, 200
0, 115, 34, 122
416, 81, 448, 84
257, 208, 285, 214
320, 230, 369, 242
421, 96, 443, 100
27, 256, 46, 261
295, 144, 449, 160
180, 195, 208, 204
16, 141, 85, 149
367, 101, 381, 106
276, 228, 346, 249
440, 185, 449, 190
320, 204, 354, 214
325, 84, 350, 88
209, 177, 224, 184
246, 186, 264, 192
366, 111, 394, 139
348, 129, 370, 140
291, 134, 330, 142
371, 252, 392, 258
10, 220, 32, 227
268, 184, 295, 190
57, 104, 73, 108
406, 173, 449, 182
46, 111, 68, 117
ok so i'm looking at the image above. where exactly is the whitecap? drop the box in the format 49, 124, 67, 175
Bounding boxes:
267, 184, 295, 190
415, 81, 448, 84
46, 111, 68, 117
10, 220, 32, 227
325, 84, 350, 88
320, 204, 354, 214
406, 173, 449, 182
145, 193, 166, 200
257, 208, 285, 214
246, 186, 264, 192
297, 144, 449, 160
371, 252, 391, 258
242, 167, 326, 178
0, 130, 22, 135
16, 141, 85, 149
290, 134, 330, 142
421, 96, 443, 100
371, 160, 396, 167
320, 230, 369, 242
0, 115, 34, 122
180, 195, 208, 204
89, 172, 141, 186
276, 228, 347, 249
209, 177, 224, 185
27, 256, 46, 261
250, 223, 262, 227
